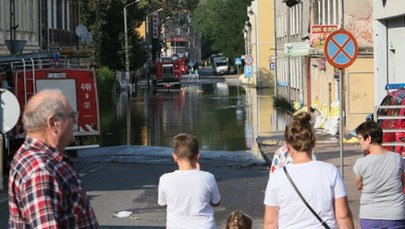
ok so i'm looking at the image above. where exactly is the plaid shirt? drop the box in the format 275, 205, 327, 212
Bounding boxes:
8, 137, 99, 229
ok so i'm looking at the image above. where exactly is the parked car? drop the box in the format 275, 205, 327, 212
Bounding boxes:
371, 83, 405, 156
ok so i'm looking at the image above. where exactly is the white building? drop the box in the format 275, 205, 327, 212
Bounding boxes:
373, 0, 405, 104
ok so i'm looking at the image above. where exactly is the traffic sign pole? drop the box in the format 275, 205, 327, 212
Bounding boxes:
235, 58, 242, 76
324, 29, 358, 178
338, 69, 344, 178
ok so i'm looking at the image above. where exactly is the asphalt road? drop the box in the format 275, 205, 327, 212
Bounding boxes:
0, 155, 269, 229
0, 143, 363, 229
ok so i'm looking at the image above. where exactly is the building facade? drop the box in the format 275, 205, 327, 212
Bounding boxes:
0, 0, 81, 56
275, 0, 374, 132
373, 0, 405, 105
274, 0, 310, 103
161, 14, 201, 63
243, 0, 275, 88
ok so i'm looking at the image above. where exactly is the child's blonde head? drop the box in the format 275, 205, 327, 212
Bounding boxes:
226, 210, 252, 229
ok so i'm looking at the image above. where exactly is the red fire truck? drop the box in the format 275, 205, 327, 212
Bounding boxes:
152, 56, 187, 89
177, 56, 188, 75
0, 53, 100, 153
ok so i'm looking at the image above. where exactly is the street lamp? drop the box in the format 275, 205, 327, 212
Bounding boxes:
123, 0, 140, 145
124, 0, 141, 82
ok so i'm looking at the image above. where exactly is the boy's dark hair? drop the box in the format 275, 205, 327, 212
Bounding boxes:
355, 120, 383, 144
173, 133, 199, 160
226, 210, 252, 229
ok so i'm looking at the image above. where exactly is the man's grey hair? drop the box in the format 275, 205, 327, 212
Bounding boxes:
23, 89, 67, 132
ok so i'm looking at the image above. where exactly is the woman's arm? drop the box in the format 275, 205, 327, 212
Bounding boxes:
334, 196, 354, 229
263, 205, 279, 229
354, 175, 363, 190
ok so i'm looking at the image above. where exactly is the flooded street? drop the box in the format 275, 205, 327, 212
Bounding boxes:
98, 78, 289, 152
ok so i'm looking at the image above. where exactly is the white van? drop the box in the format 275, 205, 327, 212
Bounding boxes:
212, 56, 229, 75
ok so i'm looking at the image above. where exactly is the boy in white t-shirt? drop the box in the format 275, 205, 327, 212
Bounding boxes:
158, 133, 221, 229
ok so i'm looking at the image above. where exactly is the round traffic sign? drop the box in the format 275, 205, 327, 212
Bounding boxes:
1, 89, 20, 133
324, 29, 358, 68
244, 55, 254, 65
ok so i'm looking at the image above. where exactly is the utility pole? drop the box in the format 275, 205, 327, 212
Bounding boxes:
123, 0, 141, 145
8, 0, 18, 54
94, 0, 100, 66
124, 0, 141, 84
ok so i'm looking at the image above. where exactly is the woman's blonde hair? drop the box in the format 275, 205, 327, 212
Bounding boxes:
226, 210, 252, 229
284, 111, 315, 152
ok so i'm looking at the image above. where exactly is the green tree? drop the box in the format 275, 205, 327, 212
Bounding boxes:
193, 0, 250, 59
80, 0, 199, 70
80, 0, 149, 70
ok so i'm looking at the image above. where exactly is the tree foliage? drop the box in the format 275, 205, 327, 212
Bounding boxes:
80, 0, 199, 70
80, 0, 149, 70
193, 0, 251, 59
148, 0, 199, 26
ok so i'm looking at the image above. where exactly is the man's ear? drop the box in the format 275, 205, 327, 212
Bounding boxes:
194, 151, 200, 161
172, 152, 178, 162
47, 116, 58, 133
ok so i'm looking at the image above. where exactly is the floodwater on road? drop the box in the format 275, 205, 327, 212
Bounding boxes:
98, 82, 290, 152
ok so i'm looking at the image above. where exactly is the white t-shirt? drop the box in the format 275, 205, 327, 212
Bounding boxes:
264, 161, 346, 229
158, 170, 221, 229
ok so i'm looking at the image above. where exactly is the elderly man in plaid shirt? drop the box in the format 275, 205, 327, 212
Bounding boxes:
8, 89, 98, 228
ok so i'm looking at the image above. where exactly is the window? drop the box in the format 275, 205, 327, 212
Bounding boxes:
0, 2, 3, 30
163, 66, 173, 77
47, 0, 52, 29
318, 0, 341, 25
62, 0, 66, 30
283, 12, 287, 36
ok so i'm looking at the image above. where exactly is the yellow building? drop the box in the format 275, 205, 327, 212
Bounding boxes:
243, 0, 275, 88
243, 0, 276, 154
136, 21, 146, 39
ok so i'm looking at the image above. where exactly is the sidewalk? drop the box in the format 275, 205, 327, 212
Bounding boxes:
0, 176, 7, 206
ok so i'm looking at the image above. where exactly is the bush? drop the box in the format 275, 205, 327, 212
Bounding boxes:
273, 96, 294, 114
96, 66, 115, 95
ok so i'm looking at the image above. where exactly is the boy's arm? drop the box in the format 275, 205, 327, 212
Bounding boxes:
157, 177, 167, 207
210, 187, 221, 206
210, 200, 221, 207
210, 178, 221, 207
210, 201, 221, 207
